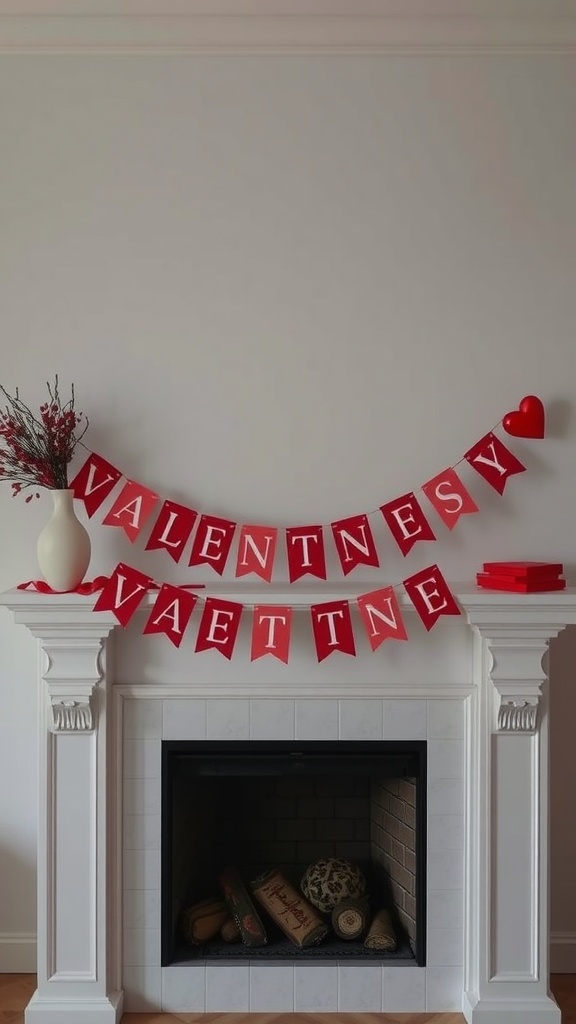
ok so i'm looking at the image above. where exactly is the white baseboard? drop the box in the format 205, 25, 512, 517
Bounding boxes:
0, 933, 37, 973
550, 932, 576, 973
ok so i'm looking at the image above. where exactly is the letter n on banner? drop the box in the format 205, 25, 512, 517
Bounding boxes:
195, 598, 243, 659
143, 584, 198, 647
357, 587, 408, 651
311, 600, 356, 662
331, 514, 379, 575
70, 453, 122, 517
145, 501, 198, 563
464, 432, 525, 494
421, 467, 479, 530
93, 563, 153, 627
102, 481, 159, 542
380, 493, 436, 555
189, 515, 237, 576
403, 564, 460, 631
286, 525, 327, 582
235, 525, 278, 582
251, 606, 292, 663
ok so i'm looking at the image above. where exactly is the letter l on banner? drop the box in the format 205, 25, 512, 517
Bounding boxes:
145, 501, 198, 563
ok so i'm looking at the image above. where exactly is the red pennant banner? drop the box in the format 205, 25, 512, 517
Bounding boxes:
286, 525, 327, 583
331, 513, 380, 576
251, 605, 292, 663
145, 500, 198, 563
93, 562, 153, 627
235, 525, 278, 582
194, 597, 243, 659
143, 584, 198, 647
357, 586, 408, 651
102, 480, 159, 542
422, 467, 479, 531
464, 432, 526, 495
403, 564, 461, 631
380, 492, 436, 556
70, 453, 122, 517
188, 515, 237, 576
310, 600, 356, 662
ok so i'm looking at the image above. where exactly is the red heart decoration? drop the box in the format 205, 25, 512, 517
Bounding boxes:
502, 395, 545, 438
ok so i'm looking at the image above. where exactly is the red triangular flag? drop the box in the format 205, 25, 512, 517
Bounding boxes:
403, 564, 461, 631
464, 432, 526, 495
188, 515, 237, 576
93, 562, 153, 627
422, 467, 479, 531
145, 501, 198, 563
235, 525, 278, 582
143, 584, 198, 647
357, 586, 408, 651
286, 525, 327, 582
102, 480, 159, 542
331, 513, 380, 576
251, 605, 292, 663
310, 600, 356, 662
194, 598, 243, 659
70, 452, 122, 517
380, 492, 436, 556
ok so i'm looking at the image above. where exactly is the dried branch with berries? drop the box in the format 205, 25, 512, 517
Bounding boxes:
0, 377, 88, 500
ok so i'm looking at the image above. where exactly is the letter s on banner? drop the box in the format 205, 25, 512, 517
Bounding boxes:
421, 467, 479, 530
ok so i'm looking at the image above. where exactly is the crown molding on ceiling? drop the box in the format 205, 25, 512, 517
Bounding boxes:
0, 2, 575, 54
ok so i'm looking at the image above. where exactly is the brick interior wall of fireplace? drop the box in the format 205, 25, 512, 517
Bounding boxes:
371, 778, 417, 945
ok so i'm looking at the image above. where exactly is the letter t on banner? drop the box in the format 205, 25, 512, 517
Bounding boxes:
403, 564, 461, 631
251, 606, 292, 663
286, 526, 327, 582
310, 600, 356, 662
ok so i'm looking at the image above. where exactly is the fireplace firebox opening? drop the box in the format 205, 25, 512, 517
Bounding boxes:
161, 740, 427, 967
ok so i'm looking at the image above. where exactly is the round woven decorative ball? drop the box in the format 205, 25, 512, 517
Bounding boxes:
301, 858, 366, 913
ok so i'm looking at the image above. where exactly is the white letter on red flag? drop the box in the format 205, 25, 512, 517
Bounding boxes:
403, 564, 460, 631
143, 584, 198, 647
357, 586, 408, 651
194, 598, 243, 659
331, 514, 380, 575
235, 525, 278, 582
188, 515, 237, 576
310, 600, 356, 662
93, 562, 153, 627
251, 605, 292, 663
422, 467, 479, 531
145, 501, 198, 563
286, 525, 327, 582
464, 432, 525, 495
70, 453, 122, 517
380, 493, 436, 556
102, 481, 159, 542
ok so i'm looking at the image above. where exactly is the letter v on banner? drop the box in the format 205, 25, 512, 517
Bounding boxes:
464, 432, 525, 494
93, 563, 153, 627
143, 583, 198, 647
403, 564, 461, 631
102, 480, 159, 542
357, 587, 408, 651
70, 453, 122, 517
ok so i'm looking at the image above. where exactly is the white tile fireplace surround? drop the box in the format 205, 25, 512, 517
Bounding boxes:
3, 583, 576, 1024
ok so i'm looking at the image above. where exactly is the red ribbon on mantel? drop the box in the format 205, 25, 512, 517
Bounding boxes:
17, 577, 205, 595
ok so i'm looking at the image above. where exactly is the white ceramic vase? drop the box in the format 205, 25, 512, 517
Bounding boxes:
36, 488, 91, 592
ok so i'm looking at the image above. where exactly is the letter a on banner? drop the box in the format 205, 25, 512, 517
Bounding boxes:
70, 452, 122, 517
251, 605, 292, 663
331, 513, 380, 575
380, 493, 436, 556
235, 525, 278, 582
286, 525, 327, 582
422, 467, 479, 530
189, 515, 237, 576
102, 480, 159, 542
194, 598, 243, 659
403, 564, 460, 631
464, 432, 525, 495
311, 600, 356, 662
93, 562, 153, 627
145, 501, 198, 563
357, 586, 408, 651
143, 584, 198, 647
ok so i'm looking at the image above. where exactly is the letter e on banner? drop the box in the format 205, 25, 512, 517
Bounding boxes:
464, 432, 526, 495
357, 586, 408, 651
189, 515, 237, 576
235, 525, 278, 582
422, 467, 479, 530
145, 501, 198, 563
310, 600, 356, 662
331, 513, 380, 575
194, 598, 243, 659
380, 493, 436, 556
286, 525, 327, 582
102, 480, 159, 542
93, 562, 153, 627
143, 584, 198, 647
403, 564, 461, 631
70, 453, 122, 517
251, 605, 292, 663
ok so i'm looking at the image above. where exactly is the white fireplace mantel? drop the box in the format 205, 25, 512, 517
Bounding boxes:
2, 582, 576, 1024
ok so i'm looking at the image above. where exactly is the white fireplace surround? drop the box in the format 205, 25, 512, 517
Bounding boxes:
2, 582, 576, 1024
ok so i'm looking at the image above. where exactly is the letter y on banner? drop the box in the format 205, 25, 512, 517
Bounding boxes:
70, 453, 122, 517
464, 432, 525, 494
403, 564, 460, 631
251, 606, 292, 663
93, 563, 153, 627
143, 584, 198, 647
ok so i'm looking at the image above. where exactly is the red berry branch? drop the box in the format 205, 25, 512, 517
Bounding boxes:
0, 377, 88, 500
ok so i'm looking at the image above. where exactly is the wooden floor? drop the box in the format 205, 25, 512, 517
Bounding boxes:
1, 973, 575, 1022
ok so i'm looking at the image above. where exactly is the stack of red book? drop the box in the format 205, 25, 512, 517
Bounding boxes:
476, 561, 566, 592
